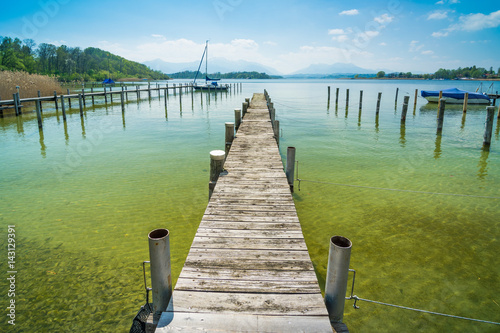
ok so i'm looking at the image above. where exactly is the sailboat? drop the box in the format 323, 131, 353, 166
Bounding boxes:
193, 41, 229, 91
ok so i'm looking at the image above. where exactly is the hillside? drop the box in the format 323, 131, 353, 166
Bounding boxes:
169, 71, 281, 79
0, 36, 169, 82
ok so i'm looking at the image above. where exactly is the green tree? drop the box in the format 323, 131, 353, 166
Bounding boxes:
376, 71, 385, 78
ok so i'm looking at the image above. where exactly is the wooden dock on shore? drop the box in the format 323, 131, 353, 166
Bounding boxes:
154, 93, 335, 332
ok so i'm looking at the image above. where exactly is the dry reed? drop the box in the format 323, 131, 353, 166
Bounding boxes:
0, 70, 64, 100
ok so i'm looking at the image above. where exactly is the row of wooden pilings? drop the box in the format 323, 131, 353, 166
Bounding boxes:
2, 82, 244, 130
327, 86, 498, 150
0, 82, 244, 116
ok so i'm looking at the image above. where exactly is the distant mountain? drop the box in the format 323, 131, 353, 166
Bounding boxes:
291, 63, 378, 75
144, 58, 282, 75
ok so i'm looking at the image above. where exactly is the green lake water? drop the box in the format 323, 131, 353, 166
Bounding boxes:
0, 79, 499, 332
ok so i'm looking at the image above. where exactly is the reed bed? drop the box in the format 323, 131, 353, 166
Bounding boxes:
0, 70, 64, 100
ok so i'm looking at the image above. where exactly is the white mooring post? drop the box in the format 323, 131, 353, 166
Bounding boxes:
209, 150, 225, 200
148, 228, 172, 314
325, 235, 352, 324
234, 108, 242, 130
225, 122, 235, 158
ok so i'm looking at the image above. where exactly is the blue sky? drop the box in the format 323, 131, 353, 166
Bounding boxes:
1, 0, 499, 74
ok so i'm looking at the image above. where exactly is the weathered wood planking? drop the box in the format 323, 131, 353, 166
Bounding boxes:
156, 93, 333, 332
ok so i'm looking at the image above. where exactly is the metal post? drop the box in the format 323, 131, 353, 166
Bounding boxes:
286, 147, 296, 193
209, 150, 225, 200
325, 235, 352, 323
148, 228, 172, 314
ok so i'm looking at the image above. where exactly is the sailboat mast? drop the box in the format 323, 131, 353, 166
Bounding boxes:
205, 40, 208, 82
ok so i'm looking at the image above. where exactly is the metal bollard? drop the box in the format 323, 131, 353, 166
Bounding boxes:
325, 235, 352, 323
148, 228, 172, 314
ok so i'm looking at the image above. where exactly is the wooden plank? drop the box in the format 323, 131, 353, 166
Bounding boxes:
160, 93, 333, 332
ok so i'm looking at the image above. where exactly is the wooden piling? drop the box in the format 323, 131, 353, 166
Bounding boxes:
286, 147, 296, 193
110, 87, 113, 103
234, 108, 241, 130
82, 89, 86, 107
104, 87, 108, 104
173, 84, 177, 96
60, 95, 67, 121
376, 92, 382, 115
148, 82, 151, 99
225, 122, 235, 157
414, 89, 418, 108
209, 150, 225, 200
463, 92, 469, 114
395, 87, 399, 105
13, 93, 19, 116
359, 90, 363, 111
91, 87, 95, 105
401, 95, 410, 123
35, 100, 43, 129
242, 102, 248, 116
437, 90, 443, 116
78, 93, 84, 117
346, 89, 349, 109
498, 104, 500, 119
67, 88, 72, 108
335, 88, 339, 105
38, 91, 42, 113
164, 88, 168, 107
328, 86, 331, 103
53, 91, 59, 111
121, 90, 125, 111
483, 106, 496, 149
274, 120, 280, 146
137, 85, 140, 100
437, 98, 446, 134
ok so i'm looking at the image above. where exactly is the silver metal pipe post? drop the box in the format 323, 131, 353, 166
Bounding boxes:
148, 228, 172, 314
325, 235, 352, 323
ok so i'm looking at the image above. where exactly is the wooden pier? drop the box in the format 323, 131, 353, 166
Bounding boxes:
155, 93, 335, 332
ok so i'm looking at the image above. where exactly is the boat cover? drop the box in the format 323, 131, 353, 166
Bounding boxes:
421, 88, 489, 101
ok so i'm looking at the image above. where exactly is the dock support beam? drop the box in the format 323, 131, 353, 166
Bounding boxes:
437, 99, 446, 134
234, 108, 241, 131
325, 235, 352, 324
148, 228, 172, 314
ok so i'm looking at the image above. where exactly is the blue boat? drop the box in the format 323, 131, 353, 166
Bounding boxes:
421, 88, 490, 104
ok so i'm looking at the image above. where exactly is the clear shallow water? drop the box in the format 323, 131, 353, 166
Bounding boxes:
0, 79, 499, 332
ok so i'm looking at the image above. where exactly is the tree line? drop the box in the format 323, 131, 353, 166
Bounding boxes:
0, 36, 169, 82
377, 66, 500, 80
169, 71, 281, 80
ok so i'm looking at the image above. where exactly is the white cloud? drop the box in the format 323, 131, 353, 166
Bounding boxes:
374, 14, 393, 24
432, 31, 449, 37
339, 9, 359, 16
331, 35, 349, 43
379, 42, 387, 46
427, 11, 448, 20
451, 10, 500, 31
328, 29, 346, 35
363, 31, 380, 38
151, 34, 165, 39
409, 40, 425, 52
264, 41, 277, 46
421, 50, 434, 55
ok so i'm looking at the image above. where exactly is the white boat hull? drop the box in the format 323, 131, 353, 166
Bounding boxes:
424, 96, 490, 104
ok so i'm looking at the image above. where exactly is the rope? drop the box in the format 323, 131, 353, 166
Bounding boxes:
297, 178, 500, 199
349, 296, 500, 325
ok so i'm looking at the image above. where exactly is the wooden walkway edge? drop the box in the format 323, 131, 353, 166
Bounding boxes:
156, 93, 333, 332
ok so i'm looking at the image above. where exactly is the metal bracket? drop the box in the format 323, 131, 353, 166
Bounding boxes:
142, 261, 152, 309
345, 268, 360, 309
